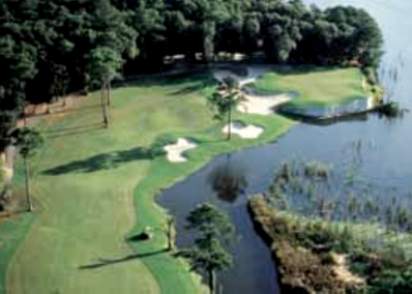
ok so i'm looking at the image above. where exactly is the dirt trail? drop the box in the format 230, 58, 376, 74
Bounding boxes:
332, 253, 365, 286
1, 147, 16, 203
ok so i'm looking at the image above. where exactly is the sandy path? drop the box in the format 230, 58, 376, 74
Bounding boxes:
1, 147, 15, 185
332, 253, 365, 286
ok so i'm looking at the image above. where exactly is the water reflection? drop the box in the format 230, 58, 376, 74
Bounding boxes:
208, 155, 248, 203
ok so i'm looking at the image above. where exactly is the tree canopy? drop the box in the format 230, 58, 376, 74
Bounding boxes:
0, 0, 383, 151
178, 203, 235, 293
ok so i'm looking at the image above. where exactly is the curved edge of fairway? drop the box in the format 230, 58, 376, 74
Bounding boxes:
128, 114, 295, 294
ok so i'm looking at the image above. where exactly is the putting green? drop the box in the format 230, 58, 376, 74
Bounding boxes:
252, 67, 368, 108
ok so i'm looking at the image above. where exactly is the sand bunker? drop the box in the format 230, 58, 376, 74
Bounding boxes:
238, 93, 291, 115
222, 122, 264, 139
214, 67, 292, 115
213, 69, 259, 88
163, 138, 197, 163
213, 66, 271, 87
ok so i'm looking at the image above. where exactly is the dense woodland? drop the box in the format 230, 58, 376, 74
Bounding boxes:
0, 0, 383, 151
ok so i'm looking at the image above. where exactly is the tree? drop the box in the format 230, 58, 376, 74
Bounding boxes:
0, 18, 38, 152
207, 76, 245, 140
0, 0, 383, 130
87, 47, 123, 127
178, 203, 234, 294
133, 0, 166, 67
165, 216, 175, 251
13, 127, 44, 212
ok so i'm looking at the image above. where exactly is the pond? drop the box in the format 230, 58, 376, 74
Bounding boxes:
158, 1, 412, 293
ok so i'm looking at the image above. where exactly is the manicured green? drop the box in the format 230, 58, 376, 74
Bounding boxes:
0, 73, 293, 294
252, 67, 368, 108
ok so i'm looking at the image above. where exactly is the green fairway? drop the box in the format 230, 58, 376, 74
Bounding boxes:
252, 67, 368, 108
0, 72, 294, 294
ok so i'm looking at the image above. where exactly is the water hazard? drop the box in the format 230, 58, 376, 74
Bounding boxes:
158, 1, 412, 293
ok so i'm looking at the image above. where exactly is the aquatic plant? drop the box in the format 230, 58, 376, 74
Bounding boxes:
304, 161, 330, 180
378, 101, 404, 118
267, 159, 412, 234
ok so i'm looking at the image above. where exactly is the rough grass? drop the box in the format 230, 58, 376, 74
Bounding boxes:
252, 67, 368, 108
0, 73, 294, 294
249, 196, 352, 293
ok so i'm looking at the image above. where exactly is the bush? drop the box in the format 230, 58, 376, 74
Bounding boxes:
304, 161, 330, 180
378, 101, 404, 118
149, 134, 177, 158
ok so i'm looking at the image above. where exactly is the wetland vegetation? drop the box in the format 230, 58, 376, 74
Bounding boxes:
248, 156, 412, 293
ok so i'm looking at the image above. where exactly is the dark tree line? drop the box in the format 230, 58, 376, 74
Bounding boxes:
0, 0, 383, 151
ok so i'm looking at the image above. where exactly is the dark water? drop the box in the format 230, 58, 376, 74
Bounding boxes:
158, 1, 412, 293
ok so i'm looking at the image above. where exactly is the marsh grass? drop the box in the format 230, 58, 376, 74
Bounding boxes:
259, 156, 412, 292
266, 160, 412, 233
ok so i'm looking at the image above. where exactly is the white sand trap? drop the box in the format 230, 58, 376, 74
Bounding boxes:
163, 138, 197, 163
213, 66, 272, 87
222, 122, 264, 139
213, 70, 257, 87
238, 94, 292, 115
214, 66, 292, 115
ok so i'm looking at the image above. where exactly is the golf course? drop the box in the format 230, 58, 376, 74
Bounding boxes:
2, 0, 396, 292
0, 67, 370, 293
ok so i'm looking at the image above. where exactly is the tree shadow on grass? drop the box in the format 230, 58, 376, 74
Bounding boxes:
44, 122, 104, 139
78, 249, 168, 270
169, 80, 214, 96
26, 104, 101, 119
43, 146, 159, 175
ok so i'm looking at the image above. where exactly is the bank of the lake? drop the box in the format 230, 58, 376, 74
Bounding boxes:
249, 196, 412, 293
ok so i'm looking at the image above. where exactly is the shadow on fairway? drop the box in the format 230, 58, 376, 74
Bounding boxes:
26, 104, 101, 119
170, 81, 213, 96
78, 249, 168, 270
44, 122, 104, 139
43, 146, 157, 175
